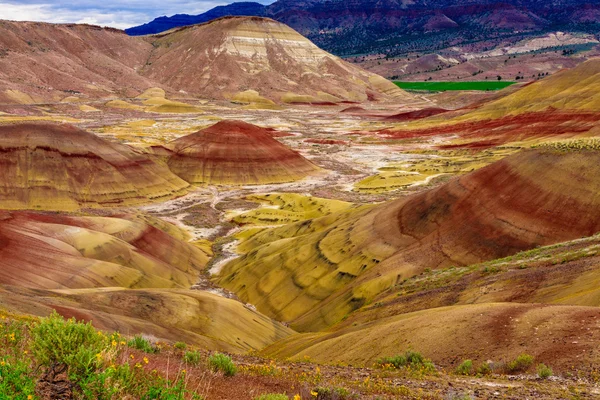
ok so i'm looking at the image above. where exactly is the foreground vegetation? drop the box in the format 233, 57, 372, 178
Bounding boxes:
1, 309, 596, 399
0, 311, 206, 399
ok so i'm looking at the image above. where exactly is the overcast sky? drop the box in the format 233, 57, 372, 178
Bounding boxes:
0, 0, 274, 29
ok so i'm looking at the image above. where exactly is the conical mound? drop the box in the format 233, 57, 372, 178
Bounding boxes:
167, 120, 319, 185
0, 123, 189, 210
144, 16, 416, 104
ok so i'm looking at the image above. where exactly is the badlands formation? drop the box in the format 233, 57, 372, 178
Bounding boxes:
165, 120, 320, 185
0, 17, 415, 105
0, 123, 189, 210
0, 14, 600, 400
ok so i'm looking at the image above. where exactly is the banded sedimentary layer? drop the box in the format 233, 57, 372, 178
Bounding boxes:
0, 285, 293, 352
383, 59, 600, 148
0, 18, 418, 105
166, 120, 319, 185
0, 123, 189, 210
217, 148, 600, 331
0, 211, 208, 289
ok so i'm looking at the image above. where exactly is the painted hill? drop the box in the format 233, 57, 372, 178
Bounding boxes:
469, 58, 600, 117
0, 18, 416, 105
263, 229, 600, 369
263, 302, 600, 371
0, 123, 189, 210
0, 286, 293, 353
166, 120, 320, 185
216, 148, 600, 331
142, 17, 413, 104
0, 210, 293, 352
0, 20, 159, 103
0, 211, 208, 289
383, 59, 600, 148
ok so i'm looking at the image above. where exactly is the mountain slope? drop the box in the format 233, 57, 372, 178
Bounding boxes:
263, 232, 600, 369
125, 2, 267, 36
263, 302, 600, 370
216, 148, 600, 331
127, 0, 600, 56
0, 20, 160, 103
0, 210, 293, 352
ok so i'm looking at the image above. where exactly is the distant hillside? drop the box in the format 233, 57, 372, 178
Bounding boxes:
0, 18, 416, 104
126, 0, 600, 56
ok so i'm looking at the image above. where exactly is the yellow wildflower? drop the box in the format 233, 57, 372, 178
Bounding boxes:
310, 391, 318, 397
293, 395, 301, 400
143, 357, 149, 364
130, 354, 135, 360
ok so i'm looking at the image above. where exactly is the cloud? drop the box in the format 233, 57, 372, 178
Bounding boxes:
0, 0, 274, 29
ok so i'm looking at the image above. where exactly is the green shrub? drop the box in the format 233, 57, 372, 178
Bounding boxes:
174, 342, 187, 350
378, 354, 407, 368
78, 363, 135, 399
377, 350, 424, 369
253, 395, 289, 400
507, 354, 534, 373
2, 311, 206, 399
184, 350, 202, 366
455, 360, 473, 376
208, 353, 236, 377
477, 362, 492, 376
376, 350, 435, 374
0, 359, 37, 398
128, 335, 158, 354
141, 375, 187, 400
79, 362, 202, 400
30, 311, 107, 383
537, 363, 553, 379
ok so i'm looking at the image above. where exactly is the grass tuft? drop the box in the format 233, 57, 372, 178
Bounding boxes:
455, 360, 473, 376
537, 363, 553, 379
507, 354, 534, 373
127, 335, 159, 354
184, 350, 202, 366
208, 353, 237, 377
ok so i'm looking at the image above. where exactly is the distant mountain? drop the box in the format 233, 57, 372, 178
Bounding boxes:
125, 2, 267, 36
127, 0, 600, 56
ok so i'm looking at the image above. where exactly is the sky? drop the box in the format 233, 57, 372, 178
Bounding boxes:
0, 0, 274, 30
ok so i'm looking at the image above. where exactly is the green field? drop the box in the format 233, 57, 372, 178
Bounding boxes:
394, 81, 516, 92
